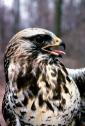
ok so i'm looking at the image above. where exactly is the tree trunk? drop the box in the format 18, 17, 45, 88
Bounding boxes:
13, 0, 20, 34
55, 0, 62, 37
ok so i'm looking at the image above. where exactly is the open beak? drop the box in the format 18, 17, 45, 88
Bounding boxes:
42, 37, 66, 56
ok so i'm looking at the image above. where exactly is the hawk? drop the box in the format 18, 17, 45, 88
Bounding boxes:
2, 28, 81, 126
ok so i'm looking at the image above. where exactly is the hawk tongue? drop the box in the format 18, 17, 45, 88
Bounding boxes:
51, 50, 66, 55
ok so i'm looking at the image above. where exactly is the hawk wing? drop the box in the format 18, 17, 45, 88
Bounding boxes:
67, 68, 85, 125
67, 68, 85, 96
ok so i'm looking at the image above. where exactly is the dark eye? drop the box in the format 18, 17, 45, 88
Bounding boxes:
43, 35, 52, 42
36, 35, 43, 43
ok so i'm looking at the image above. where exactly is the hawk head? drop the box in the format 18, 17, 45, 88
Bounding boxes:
19, 28, 65, 58
4, 28, 65, 84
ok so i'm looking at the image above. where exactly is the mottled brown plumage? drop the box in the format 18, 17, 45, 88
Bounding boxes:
2, 28, 80, 126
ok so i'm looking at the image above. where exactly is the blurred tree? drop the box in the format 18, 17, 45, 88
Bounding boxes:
0, 1, 5, 44
55, 0, 62, 37
33, 0, 53, 30
36, 0, 49, 28
13, 0, 20, 33
19, 0, 31, 28
79, 0, 85, 23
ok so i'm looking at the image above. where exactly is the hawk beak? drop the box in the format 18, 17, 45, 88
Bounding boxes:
59, 42, 66, 50
42, 37, 66, 56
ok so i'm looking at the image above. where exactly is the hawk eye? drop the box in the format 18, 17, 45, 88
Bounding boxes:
36, 36, 43, 43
